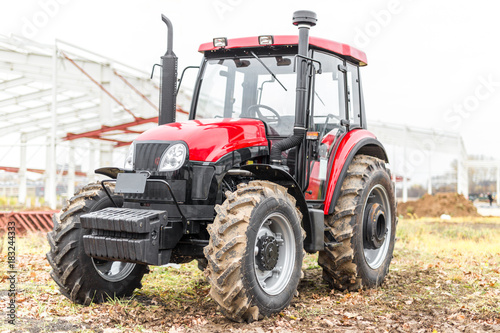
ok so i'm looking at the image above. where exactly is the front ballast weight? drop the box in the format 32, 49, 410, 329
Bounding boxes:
81, 207, 180, 266
80, 176, 188, 266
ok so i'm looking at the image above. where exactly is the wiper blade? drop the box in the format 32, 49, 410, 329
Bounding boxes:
249, 51, 287, 91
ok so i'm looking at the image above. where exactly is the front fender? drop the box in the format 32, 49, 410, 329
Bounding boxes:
323, 129, 388, 215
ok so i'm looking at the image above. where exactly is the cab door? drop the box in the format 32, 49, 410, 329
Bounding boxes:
305, 52, 362, 201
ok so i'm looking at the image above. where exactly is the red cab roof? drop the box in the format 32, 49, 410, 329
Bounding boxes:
198, 35, 367, 66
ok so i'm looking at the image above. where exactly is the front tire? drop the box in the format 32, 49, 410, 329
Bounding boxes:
46, 183, 148, 305
204, 180, 304, 322
319, 155, 396, 291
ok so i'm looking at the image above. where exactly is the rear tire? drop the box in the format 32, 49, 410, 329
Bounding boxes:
319, 155, 396, 291
46, 183, 148, 304
204, 180, 304, 322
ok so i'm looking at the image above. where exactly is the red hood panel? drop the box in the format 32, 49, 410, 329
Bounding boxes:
135, 118, 269, 162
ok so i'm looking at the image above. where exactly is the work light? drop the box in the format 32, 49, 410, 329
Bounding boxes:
213, 37, 227, 48
258, 35, 274, 45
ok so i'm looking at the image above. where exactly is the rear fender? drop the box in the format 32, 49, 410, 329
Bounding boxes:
323, 129, 388, 215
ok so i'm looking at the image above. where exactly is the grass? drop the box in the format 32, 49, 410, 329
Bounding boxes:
0, 217, 499, 332
396, 217, 500, 258
391, 217, 500, 315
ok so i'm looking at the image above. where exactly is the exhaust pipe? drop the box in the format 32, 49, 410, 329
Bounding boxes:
270, 10, 317, 167
159, 14, 178, 125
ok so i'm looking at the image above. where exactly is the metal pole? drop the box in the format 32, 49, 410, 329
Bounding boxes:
402, 141, 408, 203
44, 137, 51, 203
427, 156, 432, 195
100, 63, 112, 125
48, 43, 58, 209
87, 141, 99, 182
18, 133, 27, 205
497, 165, 500, 206
457, 137, 468, 198
67, 143, 75, 199
99, 63, 114, 171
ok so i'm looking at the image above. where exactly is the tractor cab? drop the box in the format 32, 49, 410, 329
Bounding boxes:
193, 35, 367, 199
194, 36, 366, 136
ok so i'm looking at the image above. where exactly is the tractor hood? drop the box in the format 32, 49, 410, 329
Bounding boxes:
134, 118, 269, 162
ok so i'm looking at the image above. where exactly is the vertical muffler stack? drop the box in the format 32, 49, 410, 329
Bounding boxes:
269, 11, 317, 185
159, 14, 178, 125
292, 10, 317, 139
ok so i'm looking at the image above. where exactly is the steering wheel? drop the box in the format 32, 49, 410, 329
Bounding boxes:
246, 104, 281, 125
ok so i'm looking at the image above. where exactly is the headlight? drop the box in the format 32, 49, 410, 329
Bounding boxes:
159, 143, 187, 172
123, 143, 135, 170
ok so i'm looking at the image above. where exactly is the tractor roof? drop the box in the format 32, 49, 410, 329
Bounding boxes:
198, 35, 367, 66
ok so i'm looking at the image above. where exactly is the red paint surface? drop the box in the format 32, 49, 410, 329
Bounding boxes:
305, 130, 339, 200
134, 118, 269, 162
199, 35, 367, 66
323, 129, 377, 214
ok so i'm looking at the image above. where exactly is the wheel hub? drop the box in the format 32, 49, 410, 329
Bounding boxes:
364, 203, 387, 249
256, 235, 280, 271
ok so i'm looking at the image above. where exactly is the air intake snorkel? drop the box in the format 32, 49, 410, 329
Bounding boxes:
158, 14, 178, 125
270, 11, 317, 173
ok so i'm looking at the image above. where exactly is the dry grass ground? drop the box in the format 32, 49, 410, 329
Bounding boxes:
1, 217, 499, 332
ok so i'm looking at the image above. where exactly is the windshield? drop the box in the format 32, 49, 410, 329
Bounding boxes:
194, 52, 344, 137
195, 55, 296, 136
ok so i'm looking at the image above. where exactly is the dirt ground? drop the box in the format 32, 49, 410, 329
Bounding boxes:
398, 193, 480, 218
1, 218, 499, 333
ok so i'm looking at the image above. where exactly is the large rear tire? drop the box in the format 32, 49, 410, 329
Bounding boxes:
204, 180, 304, 322
46, 183, 148, 305
319, 155, 396, 291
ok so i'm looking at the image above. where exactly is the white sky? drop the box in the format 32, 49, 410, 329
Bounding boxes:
1, 0, 499, 161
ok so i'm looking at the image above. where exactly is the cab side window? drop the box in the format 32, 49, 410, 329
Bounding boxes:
311, 51, 343, 134
346, 63, 361, 127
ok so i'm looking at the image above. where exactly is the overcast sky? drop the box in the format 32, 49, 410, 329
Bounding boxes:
1, 0, 499, 161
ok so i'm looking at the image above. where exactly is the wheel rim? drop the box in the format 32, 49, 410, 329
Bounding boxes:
253, 212, 295, 296
362, 184, 392, 269
92, 259, 136, 282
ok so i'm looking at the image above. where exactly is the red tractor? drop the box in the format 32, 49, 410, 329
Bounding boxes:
47, 11, 396, 322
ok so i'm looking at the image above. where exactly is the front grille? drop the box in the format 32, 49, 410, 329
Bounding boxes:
135, 142, 170, 171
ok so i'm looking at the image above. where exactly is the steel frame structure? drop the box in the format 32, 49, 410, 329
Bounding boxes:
369, 121, 468, 202
0, 35, 189, 208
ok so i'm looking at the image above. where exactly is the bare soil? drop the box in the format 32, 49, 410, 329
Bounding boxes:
398, 193, 480, 218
